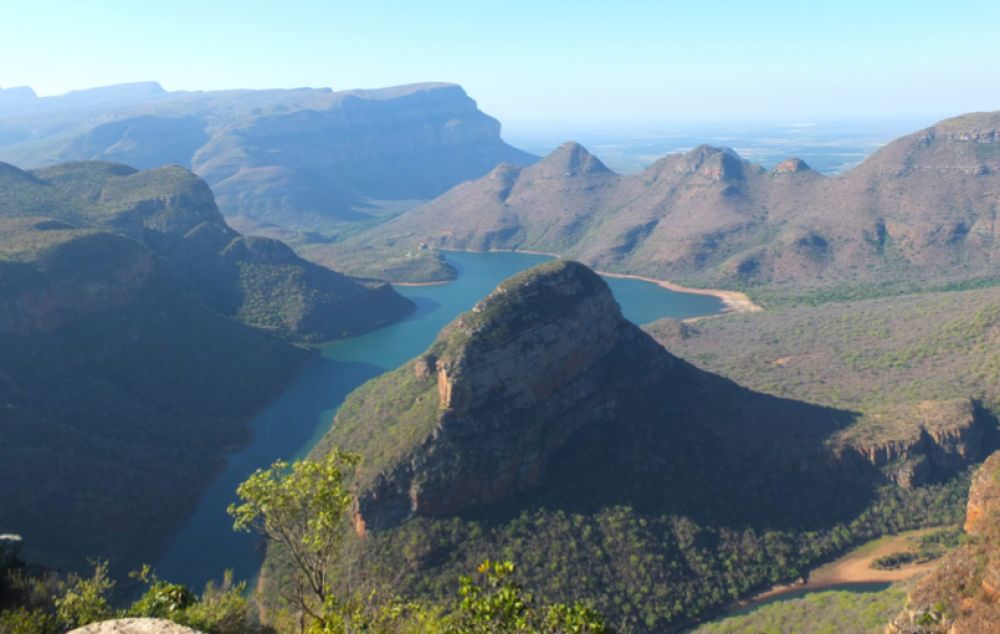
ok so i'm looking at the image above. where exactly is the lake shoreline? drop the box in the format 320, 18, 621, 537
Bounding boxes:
438, 247, 763, 314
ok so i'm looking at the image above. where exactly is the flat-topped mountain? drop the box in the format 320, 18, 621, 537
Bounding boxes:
0, 160, 412, 572
0, 82, 537, 227
358, 112, 1000, 301
292, 261, 984, 631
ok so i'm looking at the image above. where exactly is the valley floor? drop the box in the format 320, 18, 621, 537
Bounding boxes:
743, 527, 944, 607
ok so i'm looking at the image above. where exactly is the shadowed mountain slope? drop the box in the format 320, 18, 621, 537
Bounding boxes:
0, 160, 412, 573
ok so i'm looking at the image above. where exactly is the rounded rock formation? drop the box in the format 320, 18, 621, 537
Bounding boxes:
67, 618, 203, 634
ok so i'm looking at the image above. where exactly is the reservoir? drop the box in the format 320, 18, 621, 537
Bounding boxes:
155, 251, 725, 589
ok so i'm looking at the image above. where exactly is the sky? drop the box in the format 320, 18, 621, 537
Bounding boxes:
1, 0, 998, 127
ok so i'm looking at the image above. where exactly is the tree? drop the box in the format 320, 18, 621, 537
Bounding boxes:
447, 559, 608, 634
53, 561, 115, 629
228, 450, 361, 630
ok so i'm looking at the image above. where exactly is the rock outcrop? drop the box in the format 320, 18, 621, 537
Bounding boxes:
886, 451, 1000, 633
836, 399, 992, 488
68, 619, 202, 634
349, 260, 671, 530
0, 533, 23, 569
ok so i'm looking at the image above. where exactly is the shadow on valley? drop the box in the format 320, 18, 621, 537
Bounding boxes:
470, 366, 874, 535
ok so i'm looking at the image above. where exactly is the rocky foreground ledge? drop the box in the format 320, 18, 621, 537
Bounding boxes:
67, 619, 202, 634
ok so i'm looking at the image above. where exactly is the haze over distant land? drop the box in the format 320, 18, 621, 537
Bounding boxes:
503, 118, 937, 175
2, 1, 998, 123
0, 82, 536, 227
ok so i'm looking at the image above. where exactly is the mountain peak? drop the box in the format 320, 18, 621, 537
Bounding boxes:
536, 141, 612, 177
334, 260, 650, 532
686, 144, 739, 160
771, 157, 813, 174
678, 144, 750, 180
454, 259, 615, 345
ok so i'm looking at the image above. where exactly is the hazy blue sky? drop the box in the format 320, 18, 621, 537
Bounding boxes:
1, 0, 997, 125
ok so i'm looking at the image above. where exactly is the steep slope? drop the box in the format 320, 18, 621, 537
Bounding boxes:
0, 82, 537, 227
1, 161, 414, 340
285, 261, 975, 631
887, 450, 1000, 633
359, 113, 1000, 301
0, 161, 411, 573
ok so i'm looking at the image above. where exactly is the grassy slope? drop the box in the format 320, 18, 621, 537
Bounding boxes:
692, 584, 908, 634
646, 284, 1000, 446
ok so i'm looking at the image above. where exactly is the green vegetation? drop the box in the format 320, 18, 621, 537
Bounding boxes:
313, 365, 439, 486
300, 243, 458, 285
200, 451, 612, 633
691, 584, 908, 634
0, 269, 309, 572
648, 283, 1000, 418
0, 563, 268, 634
446, 560, 606, 634
869, 529, 964, 570
231, 451, 609, 633
229, 451, 361, 629
0, 160, 414, 575
335, 477, 966, 633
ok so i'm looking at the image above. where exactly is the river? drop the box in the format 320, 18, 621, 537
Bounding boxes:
155, 251, 725, 589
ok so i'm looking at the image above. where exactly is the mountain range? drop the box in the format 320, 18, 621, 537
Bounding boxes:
351, 112, 1000, 302
0, 82, 536, 229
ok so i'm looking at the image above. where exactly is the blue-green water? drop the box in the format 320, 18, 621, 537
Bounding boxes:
155, 251, 724, 589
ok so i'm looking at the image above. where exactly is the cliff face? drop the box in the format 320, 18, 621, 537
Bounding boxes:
349, 261, 674, 531
0, 82, 537, 225
887, 451, 1000, 633
835, 399, 992, 489
361, 112, 1000, 294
